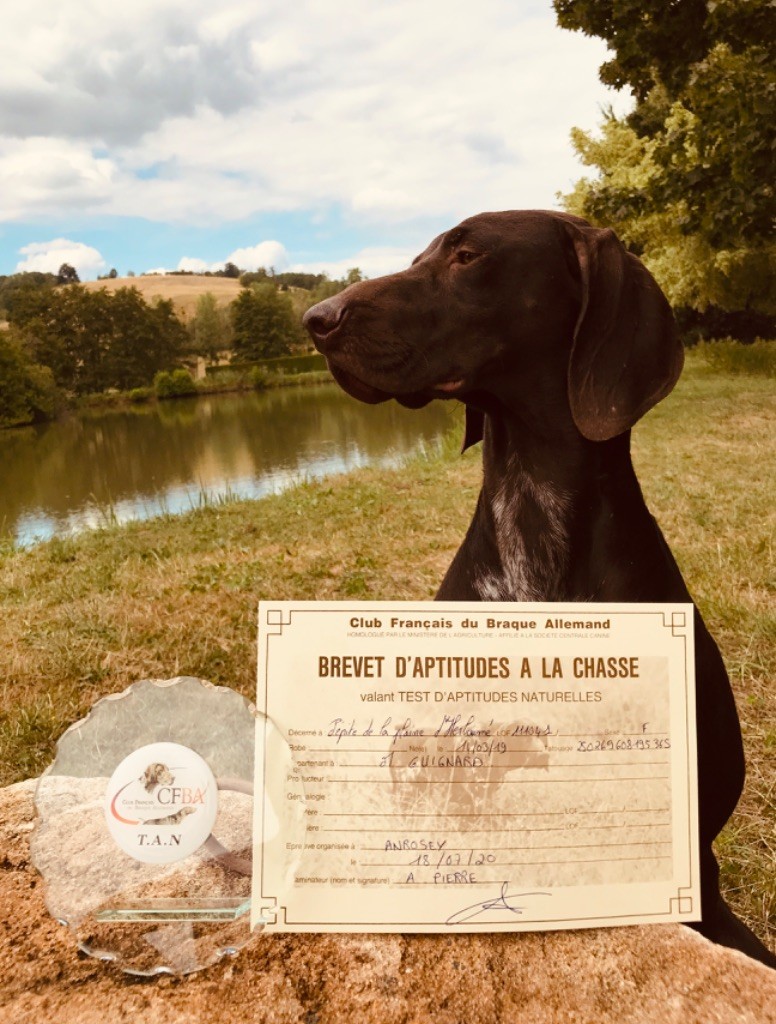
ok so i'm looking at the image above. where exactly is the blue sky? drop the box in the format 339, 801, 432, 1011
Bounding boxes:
0, 1, 629, 281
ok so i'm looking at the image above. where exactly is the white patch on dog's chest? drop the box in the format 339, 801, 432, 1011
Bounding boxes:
474, 466, 570, 601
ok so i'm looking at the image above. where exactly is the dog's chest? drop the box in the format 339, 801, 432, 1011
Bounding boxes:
473, 469, 570, 602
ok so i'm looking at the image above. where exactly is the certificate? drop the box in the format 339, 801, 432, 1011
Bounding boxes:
252, 601, 699, 933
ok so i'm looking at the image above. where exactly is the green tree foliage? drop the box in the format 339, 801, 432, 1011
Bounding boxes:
10, 285, 111, 391
104, 291, 188, 391
555, 0, 775, 314
306, 268, 365, 305
190, 292, 233, 361
222, 261, 241, 279
277, 271, 326, 290
230, 284, 302, 361
239, 268, 272, 288
56, 263, 80, 285
564, 116, 774, 315
0, 330, 62, 428
0, 273, 58, 320
239, 269, 365, 291
9, 286, 187, 394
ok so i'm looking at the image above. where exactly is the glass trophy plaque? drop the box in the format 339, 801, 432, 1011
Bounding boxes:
32, 676, 305, 976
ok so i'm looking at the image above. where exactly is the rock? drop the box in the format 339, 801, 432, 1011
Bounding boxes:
1, 778, 775, 1024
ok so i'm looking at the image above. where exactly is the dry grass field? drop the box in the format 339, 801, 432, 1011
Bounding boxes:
81, 274, 243, 320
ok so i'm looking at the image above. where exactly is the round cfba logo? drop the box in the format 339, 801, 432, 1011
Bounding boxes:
104, 741, 218, 864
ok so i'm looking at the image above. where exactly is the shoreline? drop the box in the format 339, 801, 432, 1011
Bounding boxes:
74, 366, 334, 412
0, 365, 334, 430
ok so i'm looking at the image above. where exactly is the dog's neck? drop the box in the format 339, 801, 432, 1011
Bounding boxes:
475, 462, 569, 600
473, 410, 643, 602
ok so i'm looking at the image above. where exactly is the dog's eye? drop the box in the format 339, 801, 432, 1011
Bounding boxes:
455, 249, 479, 265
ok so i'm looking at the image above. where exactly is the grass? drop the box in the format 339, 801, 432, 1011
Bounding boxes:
0, 353, 773, 952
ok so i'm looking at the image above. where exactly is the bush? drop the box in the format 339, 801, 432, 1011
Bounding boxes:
128, 386, 153, 403
24, 363, 62, 420
262, 353, 327, 375
212, 353, 326, 377
676, 306, 775, 346
170, 369, 197, 395
250, 366, 270, 390
153, 371, 174, 398
695, 339, 775, 377
154, 369, 198, 399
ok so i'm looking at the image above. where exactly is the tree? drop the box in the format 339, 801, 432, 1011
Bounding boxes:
222, 261, 242, 279
105, 291, 188, 391
563, 116, 773, 316
8, 285, 188, 394
0, 329, 62, 427
0, 272, 57, 320
240, 268, 270, 288
13, 286, 115, 393
555, 0, 775, 315
57, 263, 80, 285
306, 268, 366, 306
190, 292, 233, 361
231, 284, 301, 361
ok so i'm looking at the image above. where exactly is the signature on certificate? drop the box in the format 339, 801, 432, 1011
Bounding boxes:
446, 882, 552, 926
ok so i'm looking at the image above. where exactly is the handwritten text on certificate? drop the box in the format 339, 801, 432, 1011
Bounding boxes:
252, 602, 699, 933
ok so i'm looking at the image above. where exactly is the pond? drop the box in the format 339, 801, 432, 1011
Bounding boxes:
0, 385, 456, 547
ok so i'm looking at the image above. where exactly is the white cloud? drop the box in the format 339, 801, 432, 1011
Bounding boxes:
290, 247, 415, 280
226, 241, 289, 271
0, 0, 264, 145
177, 256, 219, 273
0, 1, 631, 229
0, 138, 116, 220
171, 240, 289, 274
143, 241, 403, 281
15, 238, 106, 275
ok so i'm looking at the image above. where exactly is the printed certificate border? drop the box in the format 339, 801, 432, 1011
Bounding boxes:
253, 601, 699, 933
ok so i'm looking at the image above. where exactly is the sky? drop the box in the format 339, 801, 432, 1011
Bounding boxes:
0, 1, 630, 281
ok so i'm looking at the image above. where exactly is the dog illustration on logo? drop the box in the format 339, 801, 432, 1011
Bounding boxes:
140, 762, 174, 793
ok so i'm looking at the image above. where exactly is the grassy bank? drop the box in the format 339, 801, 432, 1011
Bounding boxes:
75, 365, 333, 412
0, 355, 773, 950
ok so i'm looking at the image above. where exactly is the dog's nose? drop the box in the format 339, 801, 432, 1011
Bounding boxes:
303, 298, 348, 348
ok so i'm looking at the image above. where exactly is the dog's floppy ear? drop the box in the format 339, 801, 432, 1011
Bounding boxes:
563, 221, 683, 442
461, 405, 485, 452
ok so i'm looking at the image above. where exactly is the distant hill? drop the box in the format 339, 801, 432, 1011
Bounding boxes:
81, 275, 243, 320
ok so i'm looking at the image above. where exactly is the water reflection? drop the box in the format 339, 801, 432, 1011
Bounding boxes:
0, 385, 454, 546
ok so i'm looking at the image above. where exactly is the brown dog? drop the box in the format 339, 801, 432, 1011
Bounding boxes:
303, 210, 774, 967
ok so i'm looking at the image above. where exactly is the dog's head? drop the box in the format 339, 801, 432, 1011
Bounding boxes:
140, 762, 174, 792
303, 211, 682, 445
